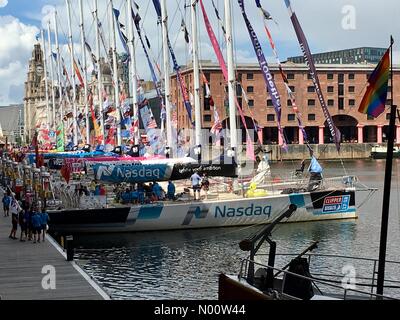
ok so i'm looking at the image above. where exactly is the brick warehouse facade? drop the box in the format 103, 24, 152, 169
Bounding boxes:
170, 61, 400, 146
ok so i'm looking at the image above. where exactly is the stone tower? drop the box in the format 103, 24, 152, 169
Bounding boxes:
23, 43, 48, 143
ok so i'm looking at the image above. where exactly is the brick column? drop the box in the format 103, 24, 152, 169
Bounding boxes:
397, 126, 400, 143
377, 125, 383, 144
257, 128, 264, 145
299, 128, 304, 145
278, 128, 285, 146
357, 124, 364, 144
318, 126, 325, 144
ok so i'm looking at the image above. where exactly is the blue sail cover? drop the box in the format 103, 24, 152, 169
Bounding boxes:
92, 159, 237, 184
93, 163, 171, 183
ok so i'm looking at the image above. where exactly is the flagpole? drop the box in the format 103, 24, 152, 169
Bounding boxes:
41, 29, 50, 135
191, 0, 202, 161
47, 22, 56, 133
78, 0, 90, 145
109, 0, 122, 147
161, 0, 173, 157
54, 11, 64, 135
66, 0, 79, 147
376, 36, 395, 297
93, 0, 105, 145
224, 0, 237, 159
127, 0, 139, 146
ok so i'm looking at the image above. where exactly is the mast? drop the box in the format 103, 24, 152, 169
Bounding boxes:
66, 0, 78, 146
54, 10, 64, 130
127, 0, 139, 145
160, 0, 173, 157
224, 0, 237, 159
79, 0, 90, 145
376, 36, 395, 297
93, 0, 105, 145
41, 29, 50, 132
191, 0, 202, 160
47, 22, 56, 130
109, 0, 122, 147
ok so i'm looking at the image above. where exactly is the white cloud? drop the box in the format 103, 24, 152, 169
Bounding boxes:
0, 0, 8, 8
0, 16, 39, 105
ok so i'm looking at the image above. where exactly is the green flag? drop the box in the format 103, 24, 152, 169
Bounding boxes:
56, 123, 65, 152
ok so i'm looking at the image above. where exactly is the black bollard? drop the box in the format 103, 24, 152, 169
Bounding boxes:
65, 235, 74, 261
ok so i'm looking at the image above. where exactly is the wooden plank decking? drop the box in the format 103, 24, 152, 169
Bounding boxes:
0, 190, 109, 300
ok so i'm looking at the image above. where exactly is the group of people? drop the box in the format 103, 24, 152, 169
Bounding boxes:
190, 172, 210, 200
85, 182, 107, 197
3, 190, 50, 243
118, 181, 177, 204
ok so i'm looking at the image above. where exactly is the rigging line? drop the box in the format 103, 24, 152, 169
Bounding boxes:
152, 0, 181, 64
135, 0, 151, 49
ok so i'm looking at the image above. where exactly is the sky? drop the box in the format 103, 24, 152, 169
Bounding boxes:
0, 0, 399, 106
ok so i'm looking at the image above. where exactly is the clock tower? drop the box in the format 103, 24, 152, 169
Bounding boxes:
24, 43, 48, 142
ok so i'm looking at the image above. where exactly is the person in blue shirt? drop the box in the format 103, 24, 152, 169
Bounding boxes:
23, 209, 31, 241
39, 211, 50, 242
131, 186, 139, 204
94, 184, 101, 196
2, 192, 11, 217
31, 210, 42, 243
137, 183, 145, 204
167, 181, 176, 201
152, 182, 164, 201
121, 189, 131, 204
307, 156, 323, 191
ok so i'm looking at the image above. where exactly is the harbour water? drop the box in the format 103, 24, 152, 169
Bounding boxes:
72, 159, 400, 300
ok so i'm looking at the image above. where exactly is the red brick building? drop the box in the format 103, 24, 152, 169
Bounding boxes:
170, 61, 400, 145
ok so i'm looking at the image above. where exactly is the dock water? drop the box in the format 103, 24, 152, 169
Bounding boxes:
0, 190, 108, 300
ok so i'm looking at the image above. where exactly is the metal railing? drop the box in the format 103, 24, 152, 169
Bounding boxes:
239, 252, 400, 300
238, 257, 399, 300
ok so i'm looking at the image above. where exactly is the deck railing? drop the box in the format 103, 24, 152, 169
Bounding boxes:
238, 253, 400, 300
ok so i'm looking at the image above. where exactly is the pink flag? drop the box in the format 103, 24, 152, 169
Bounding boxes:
200, 0, 255, 160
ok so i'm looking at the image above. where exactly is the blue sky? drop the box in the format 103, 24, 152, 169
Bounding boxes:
0, 0, 399, 105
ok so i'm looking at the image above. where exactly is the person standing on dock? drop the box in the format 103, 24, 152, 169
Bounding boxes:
18, 207, 27, 242
31, 210, 42, 243
190, 171, 202, 201
8, 198, 20, 240
2, 191, 11, 217
40, 210, 49, 242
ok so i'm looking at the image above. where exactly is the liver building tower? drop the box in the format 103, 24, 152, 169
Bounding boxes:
23, 43, 48, 143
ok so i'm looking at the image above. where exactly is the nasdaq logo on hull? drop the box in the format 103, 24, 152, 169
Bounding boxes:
215, 204, 271, 218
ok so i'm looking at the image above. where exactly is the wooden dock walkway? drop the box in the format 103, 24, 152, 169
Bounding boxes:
0, 191, 109, 300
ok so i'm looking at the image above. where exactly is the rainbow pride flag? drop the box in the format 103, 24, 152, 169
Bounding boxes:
358, 48, 390, 118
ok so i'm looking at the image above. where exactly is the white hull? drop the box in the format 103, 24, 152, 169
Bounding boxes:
48, 189, 356, 233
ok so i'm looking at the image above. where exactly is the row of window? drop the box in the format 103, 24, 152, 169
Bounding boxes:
202, 112, 394, 123
245, 73, 357, 81
267, 114, 316, 122
244, 85, 359, 94
266, 98, 356, 107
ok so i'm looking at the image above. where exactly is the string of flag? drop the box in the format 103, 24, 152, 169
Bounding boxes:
284, 0, 341, 152
256, 0, 312, 154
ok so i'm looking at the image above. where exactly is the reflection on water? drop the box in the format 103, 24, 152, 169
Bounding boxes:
73, 160, 400, 300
